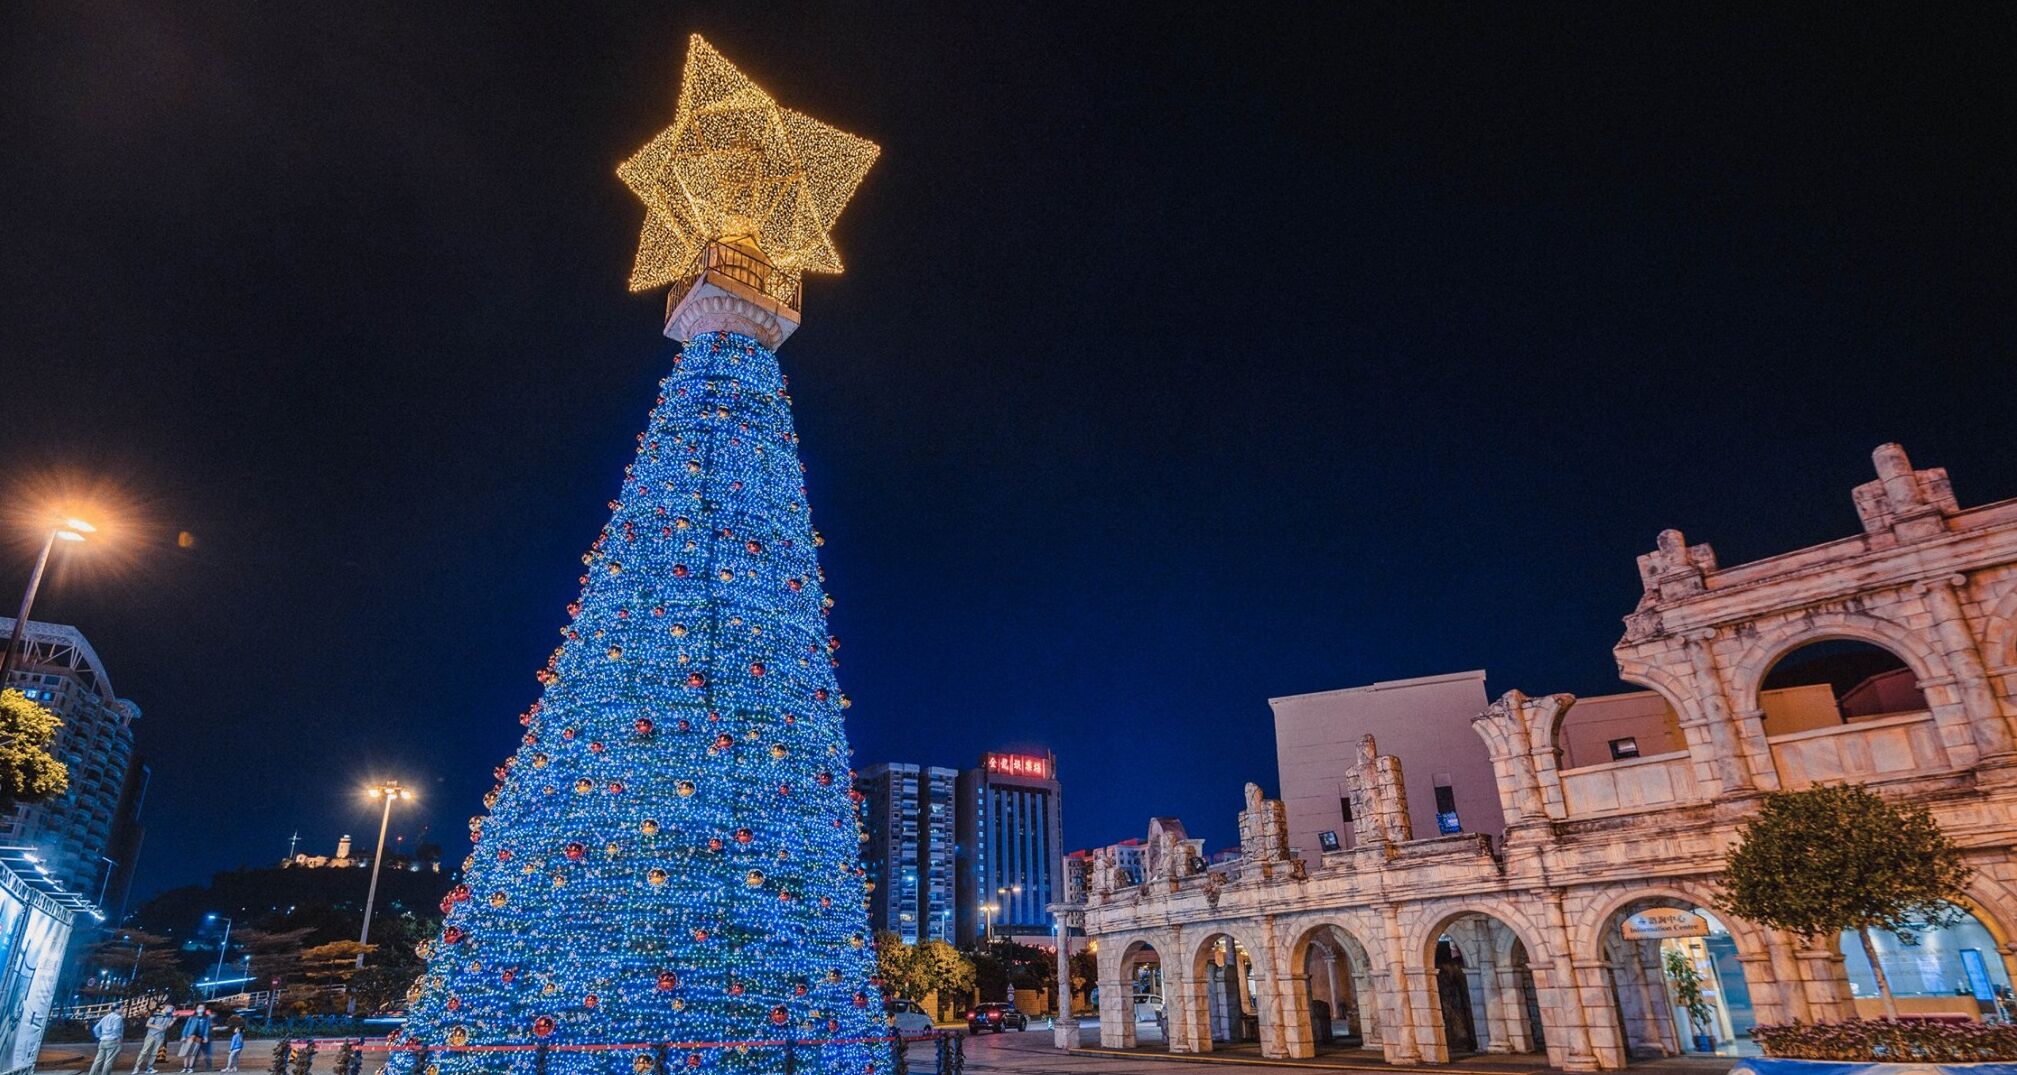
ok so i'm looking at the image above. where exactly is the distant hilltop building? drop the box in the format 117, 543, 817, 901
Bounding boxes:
283, 833, 441, 873
0, 617, 147, 913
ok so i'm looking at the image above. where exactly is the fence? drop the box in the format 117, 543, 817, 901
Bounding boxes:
261, 1031, 962, 1075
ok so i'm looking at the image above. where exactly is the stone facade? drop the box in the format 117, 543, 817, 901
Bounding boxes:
1073, 445, 2017, 1071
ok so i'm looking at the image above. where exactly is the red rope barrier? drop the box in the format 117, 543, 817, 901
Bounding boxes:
286, 1032, 943, 1053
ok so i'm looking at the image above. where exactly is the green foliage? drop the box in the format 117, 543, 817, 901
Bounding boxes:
1719, 783, 1973, 940
1662, 949, 1711, 1035
1754, 1019, 2017, 1061
1068, 948, 1098, 1004
915, 940, 974, 1019
874, 931, 927, 1001
0, 687, 69, 806
872, 932, 976, 1021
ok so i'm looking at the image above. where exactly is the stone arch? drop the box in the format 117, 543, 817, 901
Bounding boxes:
1727, 610, 1947, 720
1284, 918, 1385, 1053
1412, 905, 1553, 1063
1098, 934, 1169, 1050
1186, 927, 1264, 1051
1581, 886, 1771, 1061
1611, 656, 1707, 730
1985, 586, 2017, 670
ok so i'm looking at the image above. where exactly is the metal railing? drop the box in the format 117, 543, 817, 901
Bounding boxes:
672, 242, 802, 311
263, 1030, 962, 1075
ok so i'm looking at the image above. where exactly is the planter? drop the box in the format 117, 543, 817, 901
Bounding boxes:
1694, 1033, 1717, 1053
1735, 1061, 2017, 1075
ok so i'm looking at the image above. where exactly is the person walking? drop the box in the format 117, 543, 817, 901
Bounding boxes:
85, 1007, 126, 1075
133, 1006, 176, 1075
176, 1009, 211, 1073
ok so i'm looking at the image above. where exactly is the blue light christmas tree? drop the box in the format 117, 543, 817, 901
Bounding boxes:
390, 37, 884, 1075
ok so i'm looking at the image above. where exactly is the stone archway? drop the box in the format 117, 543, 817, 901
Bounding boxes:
1188, 931, 1261, 1052
1586, 892, 1768, 1062
1414, 909, 1553, 1065
1098, 937, 1167, 1049
1286, 921, 1382, 1055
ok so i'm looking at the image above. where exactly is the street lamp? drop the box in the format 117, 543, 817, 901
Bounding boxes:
1, 515, 96, 683
981, 901, 1000, 945
204, 913, 234, 999
350, 779, 411, 1015
995, 884, 1023, 938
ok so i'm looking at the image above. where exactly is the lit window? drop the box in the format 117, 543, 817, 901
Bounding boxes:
1433, 784, 1461, 834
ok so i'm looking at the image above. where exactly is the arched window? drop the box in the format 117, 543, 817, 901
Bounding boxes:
1758, 639, 1927, 733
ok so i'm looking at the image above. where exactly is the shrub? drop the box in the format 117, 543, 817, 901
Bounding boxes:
1752, 1019, 2017, 1062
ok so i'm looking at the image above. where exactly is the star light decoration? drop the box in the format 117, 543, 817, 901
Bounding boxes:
619, 35, 880, 305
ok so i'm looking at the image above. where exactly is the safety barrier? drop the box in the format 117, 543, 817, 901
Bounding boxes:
263, 1030, 963, 1075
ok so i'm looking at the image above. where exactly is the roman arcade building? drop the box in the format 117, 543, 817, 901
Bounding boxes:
1067, 445, 2017, 1071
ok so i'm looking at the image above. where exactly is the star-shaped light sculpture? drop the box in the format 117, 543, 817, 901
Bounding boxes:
619, 35, 880, 304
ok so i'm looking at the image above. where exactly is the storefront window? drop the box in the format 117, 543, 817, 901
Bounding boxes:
1840, 909, 2012, 998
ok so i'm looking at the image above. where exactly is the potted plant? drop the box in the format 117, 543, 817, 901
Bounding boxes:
1665, 948, 1716, 1053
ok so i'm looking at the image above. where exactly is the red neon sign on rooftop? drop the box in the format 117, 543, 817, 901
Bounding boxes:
984, 753, 1051, 780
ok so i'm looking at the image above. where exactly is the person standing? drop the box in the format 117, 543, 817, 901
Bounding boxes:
133, 1006, 176, 1075
85, 1007, 126, 1075
220, 1022, 243, 1073
176, 1009, 211, 1073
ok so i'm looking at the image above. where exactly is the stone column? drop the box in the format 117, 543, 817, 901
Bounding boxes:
1469, 961, 1509, 1052
1051, 918, 1079, 1049
1795, 941, 1858, 1023
1684, 632, 1766, 794
1923, 576, 2015, 762
1354, 964, 1382, 1045
1379, 906, 1423, 1065
1573, 960, 1627, 1070
1098, 971, 1133, 1048
1167, 962, 1212, 1053
1494, 966, 1534, 1053
1542, 893, 1602, 1072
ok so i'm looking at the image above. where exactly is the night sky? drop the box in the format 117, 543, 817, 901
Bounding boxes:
3, 6, 2013, 902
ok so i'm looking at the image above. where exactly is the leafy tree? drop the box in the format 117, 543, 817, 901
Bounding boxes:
0, 687, 68, 806
1719, 783, 1973, 1018
874, 931, 927, 1001
913, 941, 975, 1021
1068, 947, 1098, 1009
83, 930, 185, 999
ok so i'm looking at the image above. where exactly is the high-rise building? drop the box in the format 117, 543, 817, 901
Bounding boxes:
0, 618, 143, 902
853, 762, 957, 944
954, 751, 1062, 947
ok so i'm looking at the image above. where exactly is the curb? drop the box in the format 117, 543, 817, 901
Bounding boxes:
1063, 1047, 1555, 1074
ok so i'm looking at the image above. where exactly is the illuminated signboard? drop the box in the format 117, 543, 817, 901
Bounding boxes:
984, 753, 1051, 780
1620, 909, 1710, 940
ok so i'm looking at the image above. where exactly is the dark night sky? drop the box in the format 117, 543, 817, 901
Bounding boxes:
3, 5, 2013, 902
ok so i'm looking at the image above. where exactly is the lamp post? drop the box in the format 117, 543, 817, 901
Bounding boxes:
995, 884, 1022, 940
1, 516, 95, 684
350, 780, 409, 1014
205, 914, 234, 999
981, 901, 999, 945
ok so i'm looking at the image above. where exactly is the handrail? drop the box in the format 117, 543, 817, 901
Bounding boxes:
673, 242, 802, 311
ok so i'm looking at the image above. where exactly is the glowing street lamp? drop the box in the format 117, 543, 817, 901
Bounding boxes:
351, 780, 411, 1013
204, 913, 234, 999
1, 515, 97, 683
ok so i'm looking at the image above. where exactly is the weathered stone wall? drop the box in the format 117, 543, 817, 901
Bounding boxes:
1077, 445, 2017, 1071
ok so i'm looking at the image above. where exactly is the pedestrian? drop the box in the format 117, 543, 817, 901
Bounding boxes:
220, 1023, 243, 1073
134, 1005, 176, 1075
176, 1008, 211, 1073
85, 1007, 125, 1075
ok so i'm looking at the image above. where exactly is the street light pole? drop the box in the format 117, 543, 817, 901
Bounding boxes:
350, 780, 408, 1014
1, 518, 93, 684
207, 915, 234, 998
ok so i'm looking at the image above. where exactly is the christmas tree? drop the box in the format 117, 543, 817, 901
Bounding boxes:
391, 37, 883, 1075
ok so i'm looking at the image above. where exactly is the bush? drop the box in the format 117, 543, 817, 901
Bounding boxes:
1753, 1020, 2017, 1062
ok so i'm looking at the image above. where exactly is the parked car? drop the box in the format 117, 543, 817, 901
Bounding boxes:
884, 998, 933, 1035
967, 1002, 1028, 1033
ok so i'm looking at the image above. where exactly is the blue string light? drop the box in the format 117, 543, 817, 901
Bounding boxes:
392, 331, 882, 1075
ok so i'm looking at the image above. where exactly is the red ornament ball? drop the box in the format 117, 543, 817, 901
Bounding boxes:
584, 994, 599, 1009
635, 718, 655, 736
770, 1007, 789, 1025
532, 1016, 555, 1038
442, 926, 465, 945
656, 971, 679, 992
734, 828, 753, 844
565, 842, 586, 862
686, 672, 707, 688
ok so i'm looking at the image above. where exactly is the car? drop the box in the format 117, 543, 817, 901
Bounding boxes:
884, 998, 933, 1036
966, 1002, 1028, 1034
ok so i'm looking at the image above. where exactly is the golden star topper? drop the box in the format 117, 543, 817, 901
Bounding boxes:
619, 35, 880, 301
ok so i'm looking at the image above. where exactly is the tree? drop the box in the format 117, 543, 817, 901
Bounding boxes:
0, 687, 68, 807
1068, 948, 1098, 1009
84, 930, 184, 1000
1719, 783, 1974, 1018
913, 942, 975, 1022
875, 931, 928, 1001
392, 327, 885, 1075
